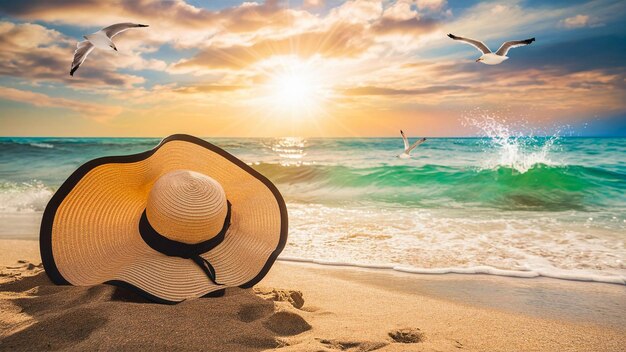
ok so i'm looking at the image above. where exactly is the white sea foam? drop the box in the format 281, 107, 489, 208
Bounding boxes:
463, 112, 560, 173
29, 142, 54, 149
278, 258, 626, 285
0, 181, 54, 213
280, 203, 626, 285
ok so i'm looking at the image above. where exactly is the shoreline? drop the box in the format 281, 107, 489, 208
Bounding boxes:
1, 239, 625, 351
3, 220, 625, 287
2, 238, 624, 288
279, 256, 626, 286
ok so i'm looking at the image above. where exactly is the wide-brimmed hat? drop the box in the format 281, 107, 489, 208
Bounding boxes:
40, 134, 288, 304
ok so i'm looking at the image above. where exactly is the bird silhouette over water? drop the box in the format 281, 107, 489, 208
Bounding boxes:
398, 130, 427, 158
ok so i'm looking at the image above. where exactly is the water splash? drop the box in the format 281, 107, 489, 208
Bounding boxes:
464, 113, 560, 173
0, 181, 54, 213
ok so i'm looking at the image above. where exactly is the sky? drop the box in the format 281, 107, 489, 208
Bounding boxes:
0, 0, 625, 137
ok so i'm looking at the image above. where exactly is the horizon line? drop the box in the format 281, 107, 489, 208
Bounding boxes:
1, 135, 625, 139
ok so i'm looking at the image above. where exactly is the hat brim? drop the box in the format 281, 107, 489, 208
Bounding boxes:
40, 134, 288, 304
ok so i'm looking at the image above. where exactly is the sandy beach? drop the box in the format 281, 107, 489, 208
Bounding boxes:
1, 239, 624, 351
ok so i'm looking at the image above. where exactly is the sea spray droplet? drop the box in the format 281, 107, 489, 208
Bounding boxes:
463, 113, 561, 173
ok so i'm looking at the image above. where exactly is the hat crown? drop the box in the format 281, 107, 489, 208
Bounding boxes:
146, 170, 228, 244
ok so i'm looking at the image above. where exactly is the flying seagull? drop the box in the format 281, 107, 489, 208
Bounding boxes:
70, 23, 149, 76
447, 33, 535, 65
398, 130, 427, 159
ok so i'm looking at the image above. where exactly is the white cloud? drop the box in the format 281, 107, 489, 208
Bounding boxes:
491, 4, 507, 14
382, 0, 418, 21
0, 86, 122, 121
327, 0, 383, 24
416, 0, 446, 11
559, 14, 590, 28
303, 0, 324, 8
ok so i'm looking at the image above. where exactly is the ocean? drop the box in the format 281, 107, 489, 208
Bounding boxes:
1, 131, 625, 284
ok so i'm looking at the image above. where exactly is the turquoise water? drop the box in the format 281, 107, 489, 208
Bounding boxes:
1, 135, 625, 283
1, 136, 624, 212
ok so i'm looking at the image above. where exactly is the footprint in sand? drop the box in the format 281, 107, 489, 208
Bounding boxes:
388, 328, 425, 343
5, 260, 43, 271
228, 335, 290, 350
263, 310, 311, 336
254, 287, 305, 309
237, 303, 274, 323
245, 287, 312, 337
0, 261, 43, 280
316, 338, 388, 351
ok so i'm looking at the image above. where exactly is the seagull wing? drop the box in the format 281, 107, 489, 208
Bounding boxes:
495, 38, 535, 56
102, 23, 149, 39
70, 40, 95, 76
400, 130, 409, 150
447, 34, 491, 54
407, 138, 427, 153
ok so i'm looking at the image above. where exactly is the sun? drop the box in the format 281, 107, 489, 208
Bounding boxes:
273, 72, 315, 109
261, 58, 329, 118
247, 56, 336, 134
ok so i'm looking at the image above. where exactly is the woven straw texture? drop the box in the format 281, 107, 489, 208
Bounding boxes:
146, 169, 229, 244
50, 140, 282, 302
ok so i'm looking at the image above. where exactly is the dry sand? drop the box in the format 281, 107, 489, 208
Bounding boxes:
1, 239, 625, 351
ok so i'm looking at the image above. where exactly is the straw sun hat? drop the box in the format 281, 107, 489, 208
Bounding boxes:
40, 134, 288, 304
